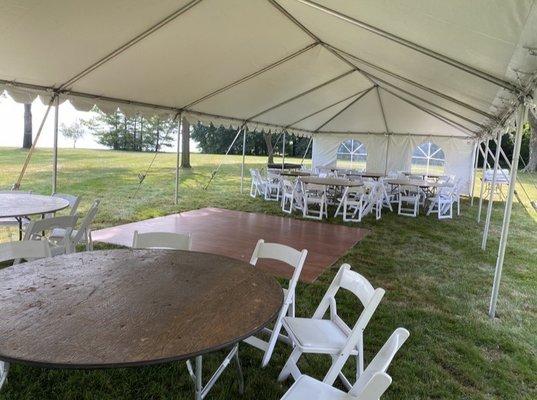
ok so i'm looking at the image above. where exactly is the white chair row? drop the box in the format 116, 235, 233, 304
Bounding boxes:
250, 169, 281, 201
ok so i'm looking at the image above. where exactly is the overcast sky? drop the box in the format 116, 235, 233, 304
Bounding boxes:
0, 94, 194, 151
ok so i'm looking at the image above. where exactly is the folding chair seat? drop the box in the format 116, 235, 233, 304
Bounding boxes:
278, 264, 385, 390
132, 230, 192, 250
243, 239, 307, 367
302, 183, 328, 220
280, 328, 409, 400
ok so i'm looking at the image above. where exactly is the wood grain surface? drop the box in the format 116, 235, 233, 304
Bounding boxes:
0, 249, 282, 368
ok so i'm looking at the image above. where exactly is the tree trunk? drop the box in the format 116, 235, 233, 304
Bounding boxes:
23, 103, 32, 149
524, 109, 537, 172
181, 118, 191, 168
264, 132, 274, 164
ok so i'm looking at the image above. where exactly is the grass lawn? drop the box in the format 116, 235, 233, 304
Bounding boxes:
0, 147, 535, 400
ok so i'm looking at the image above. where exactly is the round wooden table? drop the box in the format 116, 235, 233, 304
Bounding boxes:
385, 178, 446, 189
0, 193, 70, 239
0, 249, 283, 398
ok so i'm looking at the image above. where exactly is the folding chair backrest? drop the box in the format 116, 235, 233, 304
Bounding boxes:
53, 193, 81, 216
24, 215, 78, 243
72, 200, 100, 244
350, 328, 410, 397
132, 231, 192, 250
0, 240, 51, 264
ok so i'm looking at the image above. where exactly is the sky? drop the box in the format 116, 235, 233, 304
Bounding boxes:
0, 93, 195, 152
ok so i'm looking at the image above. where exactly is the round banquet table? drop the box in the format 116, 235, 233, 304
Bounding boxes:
0, 249, 283, 398
0, 193, 70, 239
280, 170, 311, 177
385, 178, 447, 189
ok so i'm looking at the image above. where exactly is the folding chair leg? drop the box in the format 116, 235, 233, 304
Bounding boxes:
278, 348, 302, 382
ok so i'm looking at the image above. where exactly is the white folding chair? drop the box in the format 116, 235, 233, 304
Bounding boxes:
280, 328, 410, 400
24, 215, 78, 255
132, 231, 192, 250
0, 239, 51, 265
250, 169, 266, 198
335, 186, 367, 222
398, 185, 420, 217
50, 199, 100, 252
302, 183, 327, 220
265, 172, 281, 201
427, 185, 455, 219
281, 179, 295, 214
0, 239, 52, 388
50, 193, 80, 216
278, 264, 385, 390
244, 239, 307, 367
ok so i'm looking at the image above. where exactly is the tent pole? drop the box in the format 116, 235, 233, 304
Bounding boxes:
477, 139, 490, 222
482, 131, 503, 250
204, 124, 245, 190
174, 113, 183, 205
489, 101, 528, 319
281, 131, 286, 170
300, 136, 313, 166
470, 141, 479, 206
13, 95, 56, 190
384, 136, 390, 175
240, 126, 247, 193
52, 95, 60, 194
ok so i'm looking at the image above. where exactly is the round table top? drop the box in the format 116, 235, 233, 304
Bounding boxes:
0, 193, 70, 218
0, 249, 283, 369
346, 172, 386, 179
385, 179, 445, 188
300, 176, 363, 187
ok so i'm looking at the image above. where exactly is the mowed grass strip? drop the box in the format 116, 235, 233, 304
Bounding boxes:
0, 148, 535, 400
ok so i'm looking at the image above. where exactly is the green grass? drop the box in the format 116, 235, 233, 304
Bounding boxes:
0, 147, 536, 400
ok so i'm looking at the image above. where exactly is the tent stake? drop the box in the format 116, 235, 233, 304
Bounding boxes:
482, 131, 503, 250
13, 95, 56, 190
489, 101, 528, 319
52, 95, 60, 194
204, 124, 245, 190
477, 139, 490, 222
174, 113, 183, 205
240, 126, 247, 193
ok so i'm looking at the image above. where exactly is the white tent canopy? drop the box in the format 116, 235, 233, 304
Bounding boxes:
1, 0, 535, 139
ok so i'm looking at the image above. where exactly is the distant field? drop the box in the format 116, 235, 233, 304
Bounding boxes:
0, 147, 535, 400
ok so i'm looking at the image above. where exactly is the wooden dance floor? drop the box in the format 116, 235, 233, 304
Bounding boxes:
93, 207, 368, 282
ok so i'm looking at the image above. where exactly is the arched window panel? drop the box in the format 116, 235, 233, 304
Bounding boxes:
411, 141, 445, 175
336, 139, 367, 170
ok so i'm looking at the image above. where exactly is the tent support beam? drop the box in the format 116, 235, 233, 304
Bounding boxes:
13, 95, 57, 190
370, 74, 486, 129
482, 131, 503, 249
326, 44, 498, 121
477, 139, 490, 222
247, 70, 355, 121
489, 101, 528, 319
379, 87, 476, 136
470, 141, 479, 206
183, 42, 319, 109
294, 0, 520, 93
240, 127, 247, 193
60, 0, 203, 89
174, 113, 183, 205
286, 89, 369, 128
52, 95, 60, 194
315, 86, 376, 131
281, 132, 286, 170
376, 86, 390, 133
204, 124, 245, 190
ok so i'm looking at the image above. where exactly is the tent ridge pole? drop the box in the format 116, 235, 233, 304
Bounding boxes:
325, 44, 498, 121
489, 101, 528, 318
295, 0, 521, 92
315, 85, 376, 131
482, 131, 503, 249
59, 0, 203, 89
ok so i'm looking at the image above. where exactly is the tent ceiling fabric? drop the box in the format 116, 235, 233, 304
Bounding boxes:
1, 0, 536, 138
